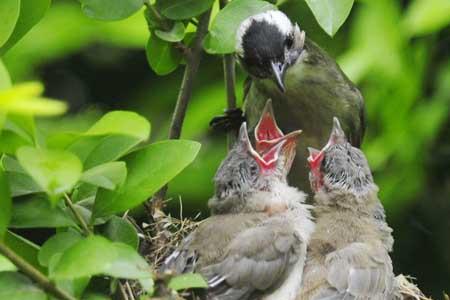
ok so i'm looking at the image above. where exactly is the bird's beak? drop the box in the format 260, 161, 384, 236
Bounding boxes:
278, 129, 302, 172
307, 147, 324, 171
270, 60, 286, 93
238, 122, 280, 174
254, 99, 284, 154
307, 146, 325, 192
324, 117, 347, 149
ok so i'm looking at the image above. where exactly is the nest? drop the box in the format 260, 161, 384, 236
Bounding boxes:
128, 198, 433, 300
396, 274, 432, 300
133, 197, 202, 299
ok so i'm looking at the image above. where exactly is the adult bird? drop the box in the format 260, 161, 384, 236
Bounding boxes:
212, 10, 365, 193
298, 118, 396, 300
163, 122, 314, 300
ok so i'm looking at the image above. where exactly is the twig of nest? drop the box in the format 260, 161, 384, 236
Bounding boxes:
396, 274, 432, 300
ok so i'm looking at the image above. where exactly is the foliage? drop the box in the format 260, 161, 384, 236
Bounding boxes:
0, 0, 448, 299
0, 59, 200, 297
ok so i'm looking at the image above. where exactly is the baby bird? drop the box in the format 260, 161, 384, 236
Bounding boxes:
163, 121, 314, 300
298, 118, 395, 300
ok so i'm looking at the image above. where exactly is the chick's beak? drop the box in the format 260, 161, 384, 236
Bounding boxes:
324, 117, 347, 149
279, 130, 302, 172
254, 99, 284, 153
270, 60, 286, 93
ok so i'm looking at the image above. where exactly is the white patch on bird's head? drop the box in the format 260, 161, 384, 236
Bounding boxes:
236, 10, 294, 55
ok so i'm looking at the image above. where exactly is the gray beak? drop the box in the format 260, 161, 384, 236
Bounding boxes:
270, 61, 286, 93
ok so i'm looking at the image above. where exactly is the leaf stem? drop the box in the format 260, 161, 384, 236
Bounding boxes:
64, 193, 92, 236
146, 9, 212, 214
0, 241, 77, 300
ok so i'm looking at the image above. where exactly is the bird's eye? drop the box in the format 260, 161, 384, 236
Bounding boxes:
250, 165, 258, 176
285, 36, 293, 49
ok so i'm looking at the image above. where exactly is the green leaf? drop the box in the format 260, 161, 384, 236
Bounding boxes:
70, 135, 138, 169
39, 231, 83, 267
305, 0, 354, 36
93, 140, 201, 217
0, 82, 67, 116
0, 272, 47, 300
0, 0, 51, 55
2, 154, 43, 197
168, 273, 208, 291
4, 231, 43, 272
79, 0, 144, 21
402, 0, 450, 36
54, 276, 90, 299
17, 147, 82, 199
155, 22, 185, 42
159, 0, 214, 20
0, 0, 20, 48
5, 172, 43, 197
0, 130, 31, 155
146, 34, 182, 75
0, 255, 16, 272
0, 168, 11, 239
0, 59, 12, 91
100, 216, 138, 249
103, 242, 151, 279
10, 196, 76, 228
5, 114, 36, 145
69, 111, 150, 168
203, 0, 276, 54
51, 236, 152, 281
81, 162, 127, 190
139, 276, 154, 295
86, 111, 150, 140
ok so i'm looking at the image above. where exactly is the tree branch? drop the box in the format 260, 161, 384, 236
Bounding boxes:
0, 241, 77, 300
64, 193, 92, 236
145, 9, 212, 215
222, 54, 237, 149
167, 11, 211, 139
220, 0, 238, 150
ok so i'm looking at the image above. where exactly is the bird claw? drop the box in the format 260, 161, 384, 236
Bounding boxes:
210, 108, 246, 133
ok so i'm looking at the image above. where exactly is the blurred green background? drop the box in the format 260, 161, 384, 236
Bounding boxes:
2, 0, 449, 297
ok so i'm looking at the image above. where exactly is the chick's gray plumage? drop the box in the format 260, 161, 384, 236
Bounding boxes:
298, 125, 395, 300
163, 123, 314, 300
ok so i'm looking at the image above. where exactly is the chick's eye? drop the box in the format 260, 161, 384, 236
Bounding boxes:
285, 36, 293, 48
250, 165, 258, 176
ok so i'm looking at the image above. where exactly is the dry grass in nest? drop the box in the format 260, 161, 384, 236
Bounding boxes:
397, 274, 432, 300
141, 197, 201, 269
130, 197, 202, 299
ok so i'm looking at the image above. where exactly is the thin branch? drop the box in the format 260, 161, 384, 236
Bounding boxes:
64, 193, 92, 236
0, 241, 77, 300
125, 281, 136, 300
118, 281, 129, 300
145, 9, 212, 216
167, 11, 211, 139
222, 54, 238, 149
219, 0, 238, 150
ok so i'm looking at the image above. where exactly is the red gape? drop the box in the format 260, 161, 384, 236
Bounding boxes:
307, 149, 325, 192
254, 100, 284, 154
